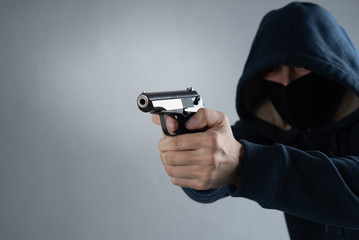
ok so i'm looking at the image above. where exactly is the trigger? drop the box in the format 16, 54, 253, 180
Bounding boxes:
159, 114, 174, 136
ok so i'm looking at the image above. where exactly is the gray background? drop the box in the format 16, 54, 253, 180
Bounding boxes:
1, 0, 358, 239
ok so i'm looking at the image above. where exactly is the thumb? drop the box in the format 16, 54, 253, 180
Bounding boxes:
185, 108, 227, 130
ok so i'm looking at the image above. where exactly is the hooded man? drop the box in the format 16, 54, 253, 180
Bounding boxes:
153, 2, 359, 239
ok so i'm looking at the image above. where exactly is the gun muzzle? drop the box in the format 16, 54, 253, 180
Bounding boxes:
137, 94, 152, 112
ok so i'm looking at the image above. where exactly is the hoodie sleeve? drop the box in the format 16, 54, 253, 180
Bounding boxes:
229, 140, 359, 230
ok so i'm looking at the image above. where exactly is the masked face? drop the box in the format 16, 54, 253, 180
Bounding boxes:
262, 72, 344, 131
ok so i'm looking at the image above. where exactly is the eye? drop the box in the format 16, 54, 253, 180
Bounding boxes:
294, 66, 311, 77
261, 65, 281, 78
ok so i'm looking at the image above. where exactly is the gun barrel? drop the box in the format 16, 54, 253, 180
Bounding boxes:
137, 88, 201, 112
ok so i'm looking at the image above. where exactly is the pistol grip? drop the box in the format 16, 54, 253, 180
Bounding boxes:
159, 112, 196, 136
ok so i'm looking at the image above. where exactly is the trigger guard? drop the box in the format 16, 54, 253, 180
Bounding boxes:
159, 114, 173, 136
159, 112, 188, 136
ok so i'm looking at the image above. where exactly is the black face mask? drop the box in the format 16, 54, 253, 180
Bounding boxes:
262, 72, 344, 131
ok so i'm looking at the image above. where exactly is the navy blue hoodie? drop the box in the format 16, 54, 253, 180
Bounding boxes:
183, 2, 359, 239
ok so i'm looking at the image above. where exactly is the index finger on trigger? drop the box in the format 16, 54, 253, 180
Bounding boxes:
166, 115, 179, 134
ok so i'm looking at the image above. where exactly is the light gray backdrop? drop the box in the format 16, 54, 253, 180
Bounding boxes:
1, 0, 358, 239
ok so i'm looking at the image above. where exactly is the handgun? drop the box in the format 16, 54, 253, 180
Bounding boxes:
137, 87, 204, 136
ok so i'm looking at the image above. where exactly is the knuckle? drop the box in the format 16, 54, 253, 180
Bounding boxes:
158, 138, 166, 151
152, 115, 160, 125
165, 165, 173, 176
206, 131, 221, 149
158, 136, 183, 151
158, 139, 162, 151
171, 177, 178, 186
197, 150, 217, 169
202, 108, 211, 119
165, 151, 176, 165
204, 154, 216, 168
186, 167, 194, 178
201, 170, 214, 183
197, 107, 208, 120
197, 180, 211, 191
160, 152, 166, 164
220, 112, 228, 122
170, 137, 182, 150
198, 107, 207, 115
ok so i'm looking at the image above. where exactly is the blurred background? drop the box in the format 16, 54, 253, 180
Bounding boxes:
1, 0, 358, 239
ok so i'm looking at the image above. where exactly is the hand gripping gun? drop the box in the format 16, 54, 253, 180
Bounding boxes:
137, 88, 204, 136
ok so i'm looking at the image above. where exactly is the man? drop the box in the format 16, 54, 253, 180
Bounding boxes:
152, 2, 359, 239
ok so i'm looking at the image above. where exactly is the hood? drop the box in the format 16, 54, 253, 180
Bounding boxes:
236, 2, 359, 128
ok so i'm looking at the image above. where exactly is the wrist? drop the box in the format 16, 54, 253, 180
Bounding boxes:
230, 142, 245, 186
